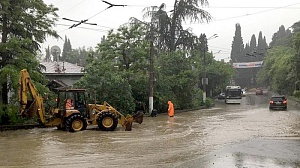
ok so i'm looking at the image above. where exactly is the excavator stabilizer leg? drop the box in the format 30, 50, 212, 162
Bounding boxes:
125, 121, 133, 131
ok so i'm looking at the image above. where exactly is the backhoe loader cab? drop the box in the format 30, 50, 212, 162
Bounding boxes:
53, 89, 88, 132
56, 89, 87, 114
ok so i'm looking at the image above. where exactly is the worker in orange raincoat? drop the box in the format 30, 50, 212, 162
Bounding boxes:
66, 99, 74, 109
168, 100, 174, 117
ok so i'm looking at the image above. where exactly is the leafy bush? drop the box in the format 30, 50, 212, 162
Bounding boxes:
192, 89, 203, 108
204, 98, 214, 108
293, 90, 300, 99
0, 104, 25, 125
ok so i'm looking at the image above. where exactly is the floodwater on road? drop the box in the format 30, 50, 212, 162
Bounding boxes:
0, 91, 300, 168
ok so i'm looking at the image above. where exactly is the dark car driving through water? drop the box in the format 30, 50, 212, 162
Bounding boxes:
269, 95, 287, 110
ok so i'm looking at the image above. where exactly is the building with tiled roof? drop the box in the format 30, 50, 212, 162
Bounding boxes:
40, 61, 84, 87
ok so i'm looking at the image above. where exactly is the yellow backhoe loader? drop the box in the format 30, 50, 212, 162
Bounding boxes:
19, 69, 143, 132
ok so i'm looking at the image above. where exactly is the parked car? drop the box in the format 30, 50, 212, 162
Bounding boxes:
218, 92, 226, 99
269, 95, 287, 110
255, 88, 263, 95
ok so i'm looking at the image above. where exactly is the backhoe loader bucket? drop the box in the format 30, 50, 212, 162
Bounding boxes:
123, 111, 143, 131
132, 111, 144, 124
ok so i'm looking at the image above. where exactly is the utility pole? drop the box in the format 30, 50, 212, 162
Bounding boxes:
201, 34, 217, 103
202, 49, 208, 102
149, 41, 154, 115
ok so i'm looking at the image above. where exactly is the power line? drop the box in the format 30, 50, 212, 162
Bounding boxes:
64, 1, 127, 29
183, 2, 300, 25
206, 6, 300, 9
209, 45, 231, 51
57, 17, 113, 29
213, 2, 300, 22
51, 1, 300, 43
57, 23, 110, 32
52, 1, 300, 31
59, 0, 86, 16
87, 1, 127, 20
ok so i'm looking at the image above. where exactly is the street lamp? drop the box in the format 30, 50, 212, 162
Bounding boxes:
202, 34, 218, 102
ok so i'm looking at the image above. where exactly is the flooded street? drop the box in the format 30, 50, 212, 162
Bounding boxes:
1, 91, 300, 168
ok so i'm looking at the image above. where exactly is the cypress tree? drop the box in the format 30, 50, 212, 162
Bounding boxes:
230, 23, 245, 86
62, 36, 73, 62
231, 23, 244, 62
45, 46, 51, 62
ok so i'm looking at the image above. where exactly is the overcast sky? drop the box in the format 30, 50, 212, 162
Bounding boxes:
42, 0, 300, 61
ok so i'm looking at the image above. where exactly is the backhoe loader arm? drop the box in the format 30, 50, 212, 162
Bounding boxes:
19, 69, 46, 124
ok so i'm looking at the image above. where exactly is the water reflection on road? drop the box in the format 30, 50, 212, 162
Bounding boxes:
0, 93, 300, 168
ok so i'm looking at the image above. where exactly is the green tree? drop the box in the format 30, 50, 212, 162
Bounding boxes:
257, 31, 268, 60
231, 23, 244, 63
80, 23, 149, 113
244, 43, 250, 62
80, 2, 234, 113
96, 23, 148, 71
62, 35, 72, 62
44, 46, 51, 62
67, 47, 92, 67
156, 51, 198, 110
0, 38, 54, 123
76, 55, 136, 113
248, 34, 257, 61
257, 46, 295, 94
142, 0, 212, 52
269, 25, 292, 48
292, 21, 300, 90
0, 0, 59, 105
257, 21, 300, 94
247, 34, 258, 86
205, 55, 234, 95
231, 23, 246, 87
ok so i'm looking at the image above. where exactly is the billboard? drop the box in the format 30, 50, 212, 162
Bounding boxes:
232, 61, 263, 68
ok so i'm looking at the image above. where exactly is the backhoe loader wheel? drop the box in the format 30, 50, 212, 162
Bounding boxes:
65, 114, 87, 132
97, 111, 118, 131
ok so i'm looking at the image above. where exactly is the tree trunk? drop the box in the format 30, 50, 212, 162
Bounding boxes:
169, 0, 179, 52
1, 10, 9, 105
2, 83, 8, 105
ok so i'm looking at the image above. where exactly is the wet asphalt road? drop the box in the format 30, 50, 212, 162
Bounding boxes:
0, 90, 300, 168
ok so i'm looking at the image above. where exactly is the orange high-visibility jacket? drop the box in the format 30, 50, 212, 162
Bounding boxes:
66, 99, 74, 109
168, 101, 174, 117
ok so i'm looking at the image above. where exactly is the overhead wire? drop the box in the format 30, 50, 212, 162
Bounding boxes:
54, 1, 300, 30
209, 2, 300, 22
50, 1, 300, 53
61, 1, 128, 29
59, 0, 86, 17
202, 3, 300, 58
206, 6, 300, 9
209, 45, 231, 51
56, 23, 110, 32
53, 1, 300, 27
